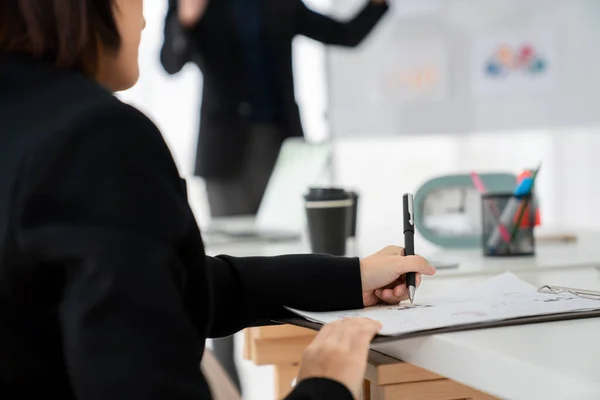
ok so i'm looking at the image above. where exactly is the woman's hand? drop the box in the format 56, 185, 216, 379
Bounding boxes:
178, 0, 209, 27
360, 246, 436, 306
297, 318, 381, 399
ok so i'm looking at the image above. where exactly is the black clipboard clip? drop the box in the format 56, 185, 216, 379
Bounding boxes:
538, 285, 600, 301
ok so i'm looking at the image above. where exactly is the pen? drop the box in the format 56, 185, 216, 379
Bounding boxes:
403, 193, 416, 304
510, 164, 541, 241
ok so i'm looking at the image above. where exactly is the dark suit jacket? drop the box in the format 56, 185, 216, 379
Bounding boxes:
161, 0, 389, 179
0, 54, 363, 399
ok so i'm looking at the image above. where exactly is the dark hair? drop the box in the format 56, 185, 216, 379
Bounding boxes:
0, 0, 121, 74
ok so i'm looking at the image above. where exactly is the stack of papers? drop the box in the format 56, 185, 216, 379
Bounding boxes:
287, 273, 600, 336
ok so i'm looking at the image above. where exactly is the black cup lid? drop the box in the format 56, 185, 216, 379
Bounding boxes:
304, 187, 350, 201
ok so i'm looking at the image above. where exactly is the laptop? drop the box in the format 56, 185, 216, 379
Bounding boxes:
203, 138, 332, 244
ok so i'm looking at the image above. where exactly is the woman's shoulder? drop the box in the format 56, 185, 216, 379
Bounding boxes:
18, 72, 179, 189
3, 59, 186, 225
29, 72, 169, 162
50, 76, 161, 143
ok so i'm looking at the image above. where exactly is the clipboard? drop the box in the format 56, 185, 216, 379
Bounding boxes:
537, 285, 600, 300
279, 285, 600, 344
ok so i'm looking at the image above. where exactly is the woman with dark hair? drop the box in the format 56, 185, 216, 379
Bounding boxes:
0, 1, 435, 399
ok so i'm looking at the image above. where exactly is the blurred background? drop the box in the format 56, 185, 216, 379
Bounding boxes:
117, 0, 600, 398
120, 0, 600, 236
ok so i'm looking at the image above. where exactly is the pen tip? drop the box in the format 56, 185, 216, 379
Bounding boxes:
408, 286, 416, 304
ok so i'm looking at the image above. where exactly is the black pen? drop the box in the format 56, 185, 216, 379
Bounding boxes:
402, 193, 416, 303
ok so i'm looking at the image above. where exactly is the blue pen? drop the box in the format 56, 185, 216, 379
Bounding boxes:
486, 177, 533, 252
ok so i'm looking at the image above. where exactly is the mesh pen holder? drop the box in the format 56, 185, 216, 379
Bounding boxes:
482, 193, 536, 257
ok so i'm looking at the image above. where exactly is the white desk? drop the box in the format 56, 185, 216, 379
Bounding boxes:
204, 222, 600, 399
372, 267, 600, 400
205, 220, 600, 278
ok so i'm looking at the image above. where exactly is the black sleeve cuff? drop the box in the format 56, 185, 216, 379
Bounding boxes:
160, 13, 191, 74
286, 378, 354, 400
206, 254, 364, 335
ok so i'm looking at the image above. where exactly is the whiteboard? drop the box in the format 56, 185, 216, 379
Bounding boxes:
326, 0, 600, 136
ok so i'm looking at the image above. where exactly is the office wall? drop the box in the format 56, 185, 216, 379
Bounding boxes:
332, 128, 600, 255
327, 0, 600, 136
324, 0, 600, 249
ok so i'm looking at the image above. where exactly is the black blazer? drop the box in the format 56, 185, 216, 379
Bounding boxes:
0, 54, 364, 399
161, 0, 389, 179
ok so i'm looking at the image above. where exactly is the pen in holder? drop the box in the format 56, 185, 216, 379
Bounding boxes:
482, 193, 536, 256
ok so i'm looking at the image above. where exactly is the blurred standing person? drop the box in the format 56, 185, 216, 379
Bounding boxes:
160, 0, 389, 391
161, 0, 389, 217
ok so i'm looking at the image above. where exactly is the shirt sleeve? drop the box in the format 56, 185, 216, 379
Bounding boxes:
161, 0, 195, 74
205, 254, 364, 337
286, 378, 354, 400
15, 102, 210, 399
294, 0, 388, 47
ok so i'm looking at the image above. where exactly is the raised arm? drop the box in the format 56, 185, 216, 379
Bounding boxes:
294, 0, 389, 47
16, 102, 209, 399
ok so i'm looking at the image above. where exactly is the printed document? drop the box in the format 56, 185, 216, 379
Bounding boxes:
287, 273, 600, 336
